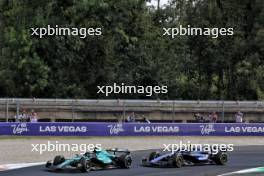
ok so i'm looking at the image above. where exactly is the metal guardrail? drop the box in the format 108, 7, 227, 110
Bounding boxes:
0, 99, 263, 122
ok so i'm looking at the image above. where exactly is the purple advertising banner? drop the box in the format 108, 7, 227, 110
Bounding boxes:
0, 122, 264, 136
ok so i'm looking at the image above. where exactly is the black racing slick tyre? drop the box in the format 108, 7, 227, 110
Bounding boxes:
79, 158, 91, 172
175, 155, 184, 168
169, 155, 184, 168
45, 161, 52, 168
214, 151, 228, 165
53, 155, 65, 166
149, 152, 160, 161
119, 154, 132, 168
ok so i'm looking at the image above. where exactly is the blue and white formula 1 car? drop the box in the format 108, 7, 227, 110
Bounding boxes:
142, 147, 228, 168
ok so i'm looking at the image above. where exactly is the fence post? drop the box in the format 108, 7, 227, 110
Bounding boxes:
53, 99, 57, 122
222, 101, 225, 122
16, 100, 19, 122
123, 100, 126, 122
71, 100, 74, 122
5, 100, 9, 122
172, 100, 175, 122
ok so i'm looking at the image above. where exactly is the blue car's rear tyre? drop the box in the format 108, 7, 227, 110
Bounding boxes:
214, 152, 228, 165
53, 155, 65, 166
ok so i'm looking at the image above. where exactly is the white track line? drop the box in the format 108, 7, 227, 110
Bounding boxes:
218, 167, 264, 176
0, 162, 45, 171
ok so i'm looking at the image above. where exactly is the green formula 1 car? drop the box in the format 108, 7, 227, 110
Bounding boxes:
46, 148, 132, 172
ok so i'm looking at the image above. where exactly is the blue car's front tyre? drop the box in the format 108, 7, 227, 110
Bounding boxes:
175, 155, 184, 168
169, 155, 184, 168
149, 152, 160, 161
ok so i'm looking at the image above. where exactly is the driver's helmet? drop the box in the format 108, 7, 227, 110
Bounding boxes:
94, 147, 101, 153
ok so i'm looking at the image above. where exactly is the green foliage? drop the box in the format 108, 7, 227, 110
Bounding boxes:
0, 0, 263, 100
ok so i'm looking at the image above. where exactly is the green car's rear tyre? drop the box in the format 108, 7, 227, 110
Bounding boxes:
119, 154, 132, 168
79, 158, 91, 172
53, 155, 65, 166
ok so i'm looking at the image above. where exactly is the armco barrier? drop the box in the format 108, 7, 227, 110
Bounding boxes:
0, 122, 264, 136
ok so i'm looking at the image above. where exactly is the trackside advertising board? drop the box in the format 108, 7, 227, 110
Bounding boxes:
0, 123, 264, 136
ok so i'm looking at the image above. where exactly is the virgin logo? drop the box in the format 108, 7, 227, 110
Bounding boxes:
11, 123, 29, 134
200, 124, 215, 135
108, 123, 124, 135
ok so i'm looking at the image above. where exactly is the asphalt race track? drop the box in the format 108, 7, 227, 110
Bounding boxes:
1, 146, 263, 176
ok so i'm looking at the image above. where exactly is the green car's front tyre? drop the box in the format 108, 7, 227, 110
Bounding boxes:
45, 161, 52, 168
79, 158, 91, 172
53, 155, 65, 166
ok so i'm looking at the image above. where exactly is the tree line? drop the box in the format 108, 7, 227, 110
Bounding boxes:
0, 0, 263, 100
